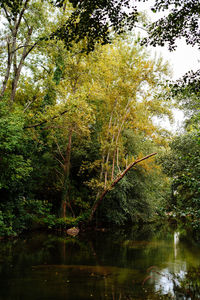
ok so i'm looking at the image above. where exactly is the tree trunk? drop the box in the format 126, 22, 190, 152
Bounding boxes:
0, 26, 17, 99
89, 152, 157, 221
10, 27, 33, 103
1, 0, 30, 99
60, 129, 73, 218
0, 39, 12, 98
10, 65, 23, 103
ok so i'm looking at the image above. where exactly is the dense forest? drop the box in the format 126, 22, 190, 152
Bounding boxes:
0, 0, 199, 238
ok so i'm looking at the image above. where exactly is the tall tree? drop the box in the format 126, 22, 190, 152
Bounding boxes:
0, 0, 59, 102
161, 131, 200, 212
0, 0, 139, 103
78, 37, 172, 220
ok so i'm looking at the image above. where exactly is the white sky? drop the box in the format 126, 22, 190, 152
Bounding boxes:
152, 42, 200, 80
136, 0, 200, 132
155, 42, 199, 132
136, 0, 200, 79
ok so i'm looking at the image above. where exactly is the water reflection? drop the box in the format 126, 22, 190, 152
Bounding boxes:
152, 231, 187, 297
0, 223, 200, 299
174, 231, 180, 259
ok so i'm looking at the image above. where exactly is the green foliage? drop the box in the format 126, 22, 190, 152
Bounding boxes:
95, 131, 169, 225
161, 131, 200, 211
0, 210, 16, 237
0, 197, 88, 237
143, 0, 200, 50
142, 0, 200, 108
0, 198, 56, 237
0, 104, 32, 193
51, 212, 90, 229
160, 129, 200, 239
53, 0, 138, 52
0, 0, 172, 235
0, 0, 24, 20
98, 165, 168, 226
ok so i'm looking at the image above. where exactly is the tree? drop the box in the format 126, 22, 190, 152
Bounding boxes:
46, 97, 94, 218
142, 0, 200, 221
144, 0, 200, 50
171, 72, 200, 127
89, 153, 157, 222
0, 0, 139, 104
53, 0, 138, 52
27, 35, 170, 222
77, 37, 171, 221
161, 131, 200, 212
0, 0, 60, 102
142, 0, 200, 92
0, 1, 174, 233
0, 103, 32, 195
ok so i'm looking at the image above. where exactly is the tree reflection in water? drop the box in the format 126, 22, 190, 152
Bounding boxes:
142, 231, 200, 299
146, 267, 200, 299
0, 223, 200, 299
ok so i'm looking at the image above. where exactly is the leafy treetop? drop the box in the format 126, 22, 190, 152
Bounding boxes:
144, 0, 200, 51
52, 0, 138, 52
141, 0, 200, 108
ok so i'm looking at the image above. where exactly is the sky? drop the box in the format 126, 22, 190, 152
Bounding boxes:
136, 0, 200, 132
151, 39, 199, 132
136, 0, 200, 80
153, 42, 200, 80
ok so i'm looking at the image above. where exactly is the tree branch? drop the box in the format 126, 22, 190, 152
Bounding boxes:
10, 43, 37, 53
23, 95, 37, 112
2, 6, 12, 26
89, 152, 157, 221
24, 109, 68, 129
55, 141, 65, 161
15, 0, 30, 34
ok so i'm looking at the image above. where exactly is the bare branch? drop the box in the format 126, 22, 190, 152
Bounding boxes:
23, 95, 37, 113
55, 156, 65, 168
24, 109, 68, 129
55, 141, 65, 161
10, 43, 37, 53
24, 40, 39, 59
90, 152, 157, 221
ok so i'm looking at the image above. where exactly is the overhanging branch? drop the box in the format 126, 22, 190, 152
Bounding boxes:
24, 109, 68, 129
89, 152, 157, 221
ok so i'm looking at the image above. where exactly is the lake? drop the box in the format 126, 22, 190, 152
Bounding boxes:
0, 222, 200, 299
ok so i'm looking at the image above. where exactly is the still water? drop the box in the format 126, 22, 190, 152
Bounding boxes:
0, 223, 200, 300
